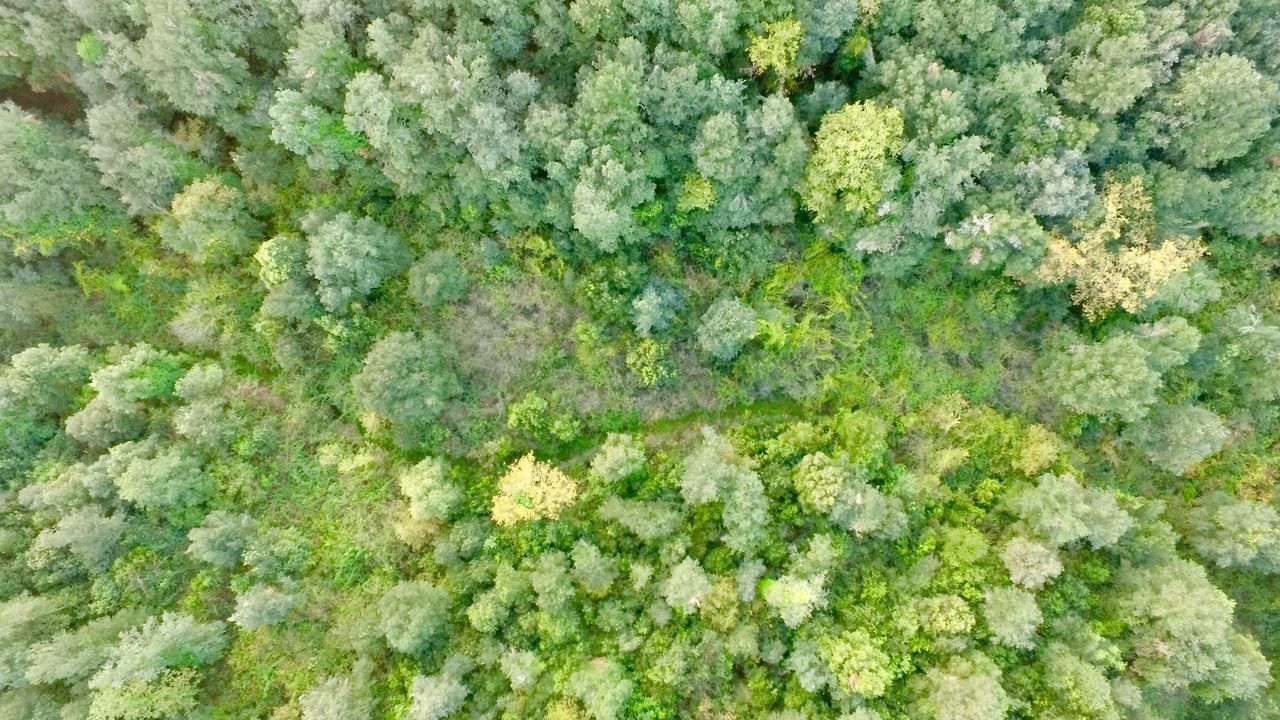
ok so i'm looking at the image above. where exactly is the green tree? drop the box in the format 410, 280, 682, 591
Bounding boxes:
378, 581, 451, 655
115, 445, 211, 511
1124, 404, 1229, 475
400, 458, 462, 522
1040, 336, 1161, 422
230, 584, 297, 631
663, 557, 712, 615
307, 213, 410, 313
999, 536, 1062, 590
981, 587, 1041, 649
567, 658, 632, 720
408, 251, 469, 309
1144, 54, 1279, 169
0, 102, 121, 253
407, 670, 469, 720
819, 630, 894, 698
696, 297, 758, 362
913, 653, 1008, 720
299, 661, 373, 720
156, 177, 258, 262
589, 433, 646, 483
187, 511, 256, 567
352, 332, 461, 444
1186, 492, 1280, 572
1116, 558, 1270, 697
90, 613, 226, 690
1006, 474, 1133, 549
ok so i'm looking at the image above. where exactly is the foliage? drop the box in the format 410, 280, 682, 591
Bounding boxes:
1, 2, 1278, 719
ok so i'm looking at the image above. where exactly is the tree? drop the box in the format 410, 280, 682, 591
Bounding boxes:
819, 630, 894, 698
589, 433, 646, 483
342, 71, 431, 192
491, 453, 578, 526
1050, 1, 1184, 118
187, 511, 256, 567
567, 658, 632, 720
680, 427, 745, 504
400, 458, 462, 522
917, 594, 976, 636
762, 573, 825, 628
982, 587, 1041, 649
1200, 306, 1280, 407
408, 251, 469, 309
307, 212, 410, 312
500, 649, 543, 690
85, 96, 205, 216
131, 0, 265, 123
828, 478, 907, 540
0, 592, 65, 689
1116, 558, 1270, 697
115, 445, 211, 511
748, 18, 803, 87
65, 344, 184, 448
663, 557, 712, 615
299, 661, 373, 720
596, 497, 681, 541
1014, 151, 1093, 219
285, 21, 356, 106
913, 653, 1008, 720
571, 148, 656, 252
944, 207, 1048, 280
870, 54, 975, 148
1006, 474, 1133, 549
172, 364, 243, 449
230, 584, 297, 631
902, 137, 992, 238
378, 581, 451, 655
0, 343, 94, 419
1125, 404, 1229, 475
999, 537, 1063, 590
352, 331, 461, 443
255, 234, 309, 287
90, 613, 226, 690
1040, 335, 1161, 422
1144, 54, 1279, 169
801, 102, 905, 222
156, 176, 257, 262
25, 609, 146, 686
696, 297, 758, 362
244, 527, 311, 579
1213, 168, 1280, 239
407, 670, 469, 720
1130, 316, 1200, 373
1036, 175, 1205, 321
0, 102, 121, 253
1035, 644, 1120, 720
270, 88, 367, 171
570, 540, 617, 596
631, 284, 681, 337
32, 505, 126, 571
1186, 492, 1280, 572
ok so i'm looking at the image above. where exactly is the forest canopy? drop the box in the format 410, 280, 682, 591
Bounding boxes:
1, 0, 1279, 719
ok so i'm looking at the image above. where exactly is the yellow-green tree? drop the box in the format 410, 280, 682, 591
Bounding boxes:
800, 102, 904, 222
491, 454, 578, 526
1037, 175, 1204, 320
748, 18, 804, 88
